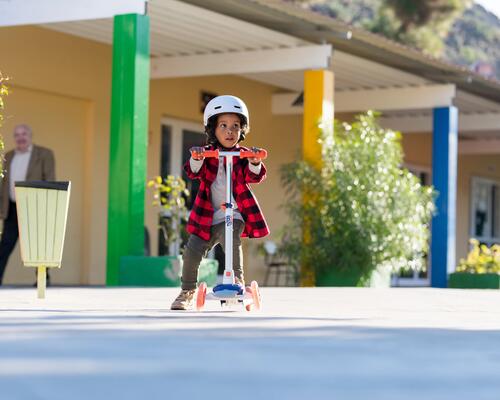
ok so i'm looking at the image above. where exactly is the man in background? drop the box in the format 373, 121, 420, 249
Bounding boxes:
0, 124, 55, 285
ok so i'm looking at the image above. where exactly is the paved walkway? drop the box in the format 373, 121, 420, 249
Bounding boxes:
1, 287, 499, 399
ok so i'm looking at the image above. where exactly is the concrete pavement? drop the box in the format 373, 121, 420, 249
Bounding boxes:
1, 287, 499, 400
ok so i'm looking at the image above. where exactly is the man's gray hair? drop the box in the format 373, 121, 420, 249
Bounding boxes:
13, 124, 33, 137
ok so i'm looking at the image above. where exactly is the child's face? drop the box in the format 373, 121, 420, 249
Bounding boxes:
215, 113, 241, 148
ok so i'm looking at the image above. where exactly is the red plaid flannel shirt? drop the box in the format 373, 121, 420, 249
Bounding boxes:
184, 144, 270, 241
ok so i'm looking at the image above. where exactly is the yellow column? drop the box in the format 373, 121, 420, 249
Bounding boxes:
303, 70, 334, 167
37, 266, 47, 299
301, 69, 334, 286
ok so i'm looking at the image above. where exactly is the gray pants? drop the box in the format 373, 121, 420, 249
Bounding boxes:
181, 220, 245, 290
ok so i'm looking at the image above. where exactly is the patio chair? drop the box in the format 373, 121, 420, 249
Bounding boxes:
262, 241, 299, 286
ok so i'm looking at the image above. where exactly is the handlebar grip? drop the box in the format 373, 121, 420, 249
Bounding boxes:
240, 149, 268, 160
199, 149, 219, 158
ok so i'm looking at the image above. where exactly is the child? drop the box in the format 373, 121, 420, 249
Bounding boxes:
171, 95, 269, 310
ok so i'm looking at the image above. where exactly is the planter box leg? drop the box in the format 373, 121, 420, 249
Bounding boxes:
37, 266, 46, 299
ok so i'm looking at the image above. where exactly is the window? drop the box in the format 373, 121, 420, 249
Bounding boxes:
405, 163, 431, 186
471, 177, 500, 247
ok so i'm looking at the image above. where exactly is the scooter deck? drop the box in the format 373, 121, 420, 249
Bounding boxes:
206, 290, 253, 301
196, 281, 261, 311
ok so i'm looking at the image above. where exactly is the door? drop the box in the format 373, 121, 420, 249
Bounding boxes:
159, 118, 205, 255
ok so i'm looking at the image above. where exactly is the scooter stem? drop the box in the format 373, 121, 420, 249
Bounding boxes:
223, 154, 234, 284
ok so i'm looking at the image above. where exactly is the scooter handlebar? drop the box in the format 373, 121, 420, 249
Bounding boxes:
193, 148, 268, 160
198, 149, 219, 158
240, 149, 268, 160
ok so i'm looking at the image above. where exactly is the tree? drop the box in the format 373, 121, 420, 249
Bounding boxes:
387, 0, 466, 34
371, 0, 471, 56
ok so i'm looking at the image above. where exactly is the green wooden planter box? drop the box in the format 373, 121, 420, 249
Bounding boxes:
118, 256, 218, 287
448, 272, 500, 289
316, 265, 391, 288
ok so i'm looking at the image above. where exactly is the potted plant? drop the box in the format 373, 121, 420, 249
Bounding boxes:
151, 174, 190, 259
118, 175, 218, 287
449, 239, 500, 289
280, 111, 435, 287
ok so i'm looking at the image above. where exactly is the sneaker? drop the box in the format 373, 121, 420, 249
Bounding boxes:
171, 289, 196, 310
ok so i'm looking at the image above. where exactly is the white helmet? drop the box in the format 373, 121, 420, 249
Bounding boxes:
203, 95, 249, 126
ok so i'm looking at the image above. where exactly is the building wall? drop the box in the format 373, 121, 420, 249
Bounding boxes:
401, 133, 432, 166
0, 26, 112, 285
401, 132, 500, 266
1, 25, 496, 285
0, 25, 301, 284
1, 86, 88, 284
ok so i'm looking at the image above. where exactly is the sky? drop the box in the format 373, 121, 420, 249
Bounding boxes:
475, 0, 500, 18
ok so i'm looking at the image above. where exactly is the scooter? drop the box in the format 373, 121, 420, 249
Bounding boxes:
195, 147, 267, 311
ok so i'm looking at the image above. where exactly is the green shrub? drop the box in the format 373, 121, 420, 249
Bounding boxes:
280, 111, 435, 281
457, 239, 500, 274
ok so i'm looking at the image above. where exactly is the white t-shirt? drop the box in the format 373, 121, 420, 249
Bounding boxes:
190, 156, 261, 225
9, 146, 33, 201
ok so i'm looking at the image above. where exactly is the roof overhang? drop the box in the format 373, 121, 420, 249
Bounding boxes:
273, 84, 456, 114
151, 44, 332, 78
35, 0, 436, 94
2, 0, 499, 140
379, 112, 500, 135
182, 0, 500, 104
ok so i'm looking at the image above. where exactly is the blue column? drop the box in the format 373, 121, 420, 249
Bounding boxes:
431, 107, 458, 288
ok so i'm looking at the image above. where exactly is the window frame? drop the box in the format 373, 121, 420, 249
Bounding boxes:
470, 176, 500, 247
161, 117, 205, 177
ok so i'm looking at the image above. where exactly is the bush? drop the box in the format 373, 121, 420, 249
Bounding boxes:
147, 175, 190, 255
280, 111, 435, 282
456, 239, 500, 274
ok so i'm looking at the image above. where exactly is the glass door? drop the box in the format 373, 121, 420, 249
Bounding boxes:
159, 118, 205, 255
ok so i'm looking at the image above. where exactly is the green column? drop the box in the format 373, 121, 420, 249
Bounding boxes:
106, 13, 150, 286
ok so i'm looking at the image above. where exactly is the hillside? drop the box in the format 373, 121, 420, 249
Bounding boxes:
445, 4, 500, 79
291, 0, 500, 81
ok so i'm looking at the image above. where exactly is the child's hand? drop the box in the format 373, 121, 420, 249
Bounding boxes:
190, 147, 205, 161
249, 147, 263, 165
